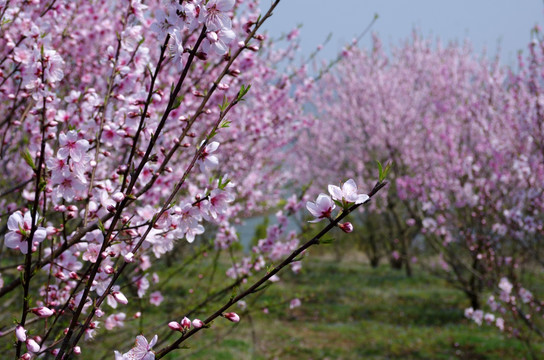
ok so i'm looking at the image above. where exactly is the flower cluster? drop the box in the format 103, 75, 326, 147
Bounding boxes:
0, 0, 316, 357
306, 179, 368, 231
291, 30, 544, 339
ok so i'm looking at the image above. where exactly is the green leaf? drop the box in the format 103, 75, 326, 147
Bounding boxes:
318, 237, 335, 245
377, 160, 384, 181
97, 219, 106, 233
171, 95, 184, 110
207, 130, 217, 140
382, 161, 393, 181
21, 149, 36, 170
220, 120, 231, 129
218, 95, 230, 112
237, 84, 252, 101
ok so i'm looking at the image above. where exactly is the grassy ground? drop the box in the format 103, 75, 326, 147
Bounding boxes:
3, 251, 540, 359
100, 252, 542, 360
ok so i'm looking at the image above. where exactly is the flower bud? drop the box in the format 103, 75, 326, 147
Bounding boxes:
223, 312, 240, 323
15, 325, 27, 342
243, 21, 254, 33
168, 322, 182, 331
124, 252, 134, 263
111, 192, 125, 203
228, 69, 241, 77
192, 319, 204, 328
195, 51, 208, 61
338, 222, 354, 233
26, 338, 40, 353
112, 291, 128, 305
31, 306, 54, 318
73, 346, 81, 355
181, 317, 191, 329
20, 353, 32, 360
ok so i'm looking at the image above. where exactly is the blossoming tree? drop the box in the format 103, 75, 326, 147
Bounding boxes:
0, 0, 389, 359
292, 30, 544, 351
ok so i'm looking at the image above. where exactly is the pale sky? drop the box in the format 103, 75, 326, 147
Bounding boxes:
263, 0, 543, 65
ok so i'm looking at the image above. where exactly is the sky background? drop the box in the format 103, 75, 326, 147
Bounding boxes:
263, 0, 544, 65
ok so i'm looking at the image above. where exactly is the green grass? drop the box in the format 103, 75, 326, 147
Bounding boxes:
147, 256, 543, 359
2, 253, 541, 359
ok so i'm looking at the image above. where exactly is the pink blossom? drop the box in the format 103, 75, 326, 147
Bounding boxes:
129, 0, 148, 22
105, 313, 126, 330
289, 298, 301, 309
172, 203, 202, 233
168, 29, 185, 71
150, 8, 181, 38
82, 243, 101, 263
484, 313, 495, 324
498, 277, 513, 294
5, 211, 47, 254
204, 0, 234, 31
149, 291, 163, 306
472, 310, 484, 325
42, 49, 64, 84
51, 169, 87, 202
197, 141, 220, 173
116, 334, 157, 360
328, 179, 369, 206
185, 223, 205, 243
496, 317, 505, 331
58, 131, 89, 162
306, 194, 335, 223
207, 188, 235, 220
519, 288, 533, 303
124, 252, 135, 263
202, 29, 235, 56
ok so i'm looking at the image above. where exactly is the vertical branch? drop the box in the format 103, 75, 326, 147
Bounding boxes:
15, 75, 48, 357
